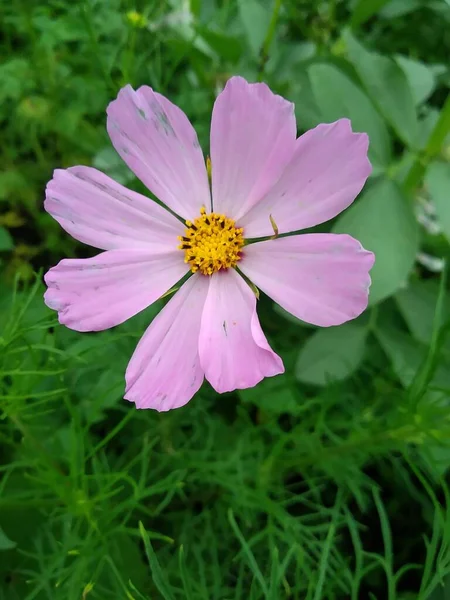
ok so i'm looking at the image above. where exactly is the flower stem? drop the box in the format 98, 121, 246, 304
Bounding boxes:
258, 0, 283, 80
403, 93, 450, 194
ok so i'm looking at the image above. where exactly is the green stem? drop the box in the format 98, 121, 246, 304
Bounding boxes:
258, 0, 283, 80
403, 93, 450, 194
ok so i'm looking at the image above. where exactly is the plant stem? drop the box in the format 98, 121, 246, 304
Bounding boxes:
258, 0, 283, 80
403, 93, 450, 194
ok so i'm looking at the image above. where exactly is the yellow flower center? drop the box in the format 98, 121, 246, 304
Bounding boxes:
178, 207, 244, 276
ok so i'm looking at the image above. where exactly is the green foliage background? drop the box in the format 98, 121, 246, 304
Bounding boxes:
2, 0, 450, 598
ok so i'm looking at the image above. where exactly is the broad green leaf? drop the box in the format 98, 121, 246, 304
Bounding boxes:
344, 31, 419, 148
395, 55, 436, 106
198, 26, 243, 62
375, 325, 424, 387
350, 0, 392, 27
418, 108, 440, 149
291, 69, 324, 131
395, 279, 450, 345
0, 527, 16, 550
375, 323, 450, 389
333, 178, 420, 304
380, 0, 421, 18
425, 160, 450, 242
270, 42, 316, 79
274, 304, 317, 328
238, 0, 270, 57
0, 226, 13, 251
295, 323, 367, 386
308, 63, 392, 168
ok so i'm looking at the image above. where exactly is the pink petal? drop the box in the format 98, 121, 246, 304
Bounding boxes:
125, 274, 208, 411
198, 269, 284, 393
107, 85, 211, 220
210, 76, 296, 220
44, 249, 188, 332
239, 119, 371, 237
45, 166, 183, 251
240, 234, 375, 327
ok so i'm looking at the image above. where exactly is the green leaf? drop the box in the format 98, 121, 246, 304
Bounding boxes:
395, 55, 436, 106
395, 280, 450, 345
428, 578, 450, 600
333, 178, 420, 304
308, 63, 392, 168
425, 160, 450, 243
139, 522, 175, 600
0, 527, 16, 550
375, 324, 426, 387
344, 31, 419, 148
198, 26, 243, 62
0, 226, 13, 251
291, 69, 324, 131
350, 0, 392, 28
295, 323, 367, 386
239, 374, 300, 414
238, 0, 270, 58
274, 304, 317, 328
379, 0, 421, 18
375, 323, 450, 389
93, 147, 134, 185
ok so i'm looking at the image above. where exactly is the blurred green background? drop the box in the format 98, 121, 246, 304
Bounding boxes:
2, 0, 450, 598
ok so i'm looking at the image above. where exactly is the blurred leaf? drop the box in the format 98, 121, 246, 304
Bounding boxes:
269, 42, 316, 79
93, 146, 134, 185
295, 323, 367, 386
395, 279, 450, 345
0, 527, 16, 550
428, 578, 450, 600
291, 69, 324, 131
106, 535, 149, 592
239, 374, 300, 414
0, 211, 26, 228
0, 171, 32, 203
238, 0, 270, 57
375, 324, 427, 387
344, 31, 419, 148
418, 108, 441, 149
425, 160, 450, 242
0, 59, 33, 105
198, 26, 243, 62
274, 304, 317, 328
422, 443, 450, 479
375, 322, 450, 389
350, 0, 392, 27
333, 178, 419, 304
379, 0, 422, 18
139, 522, 175, 600
0, 226, 13, 251
395, 55, 436, 106
308, 63, 392, 168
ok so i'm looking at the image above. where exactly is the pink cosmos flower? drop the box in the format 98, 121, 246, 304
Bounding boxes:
44, 76, 375, 411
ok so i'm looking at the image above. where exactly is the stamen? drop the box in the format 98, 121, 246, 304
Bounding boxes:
269, 214, 279, 239
178, 209, 245, 276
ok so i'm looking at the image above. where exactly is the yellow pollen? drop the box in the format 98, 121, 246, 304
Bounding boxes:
178, 207, 244, 276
